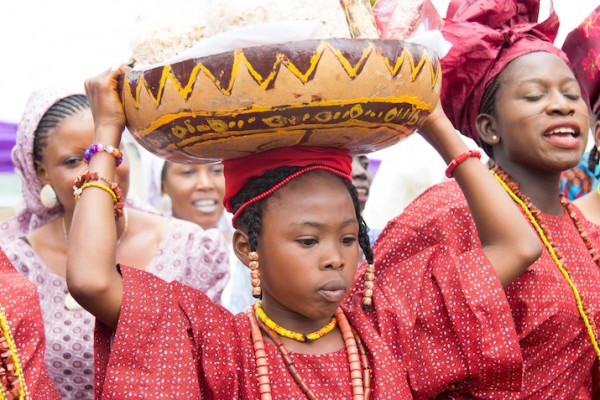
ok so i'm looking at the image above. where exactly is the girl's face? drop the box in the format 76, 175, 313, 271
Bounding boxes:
162, 162, 226, 229
486, 52, 590, 174
351, 155, 371, 212
255, 171, 360, 324
36, 111, 130, 213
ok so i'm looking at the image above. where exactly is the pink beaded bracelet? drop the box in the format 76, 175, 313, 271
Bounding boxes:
445, 149, 482, 178
84, 144, 123, 167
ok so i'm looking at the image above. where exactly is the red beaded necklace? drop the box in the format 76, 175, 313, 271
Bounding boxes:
492, 167, 600, 363
247, 306, 371, 400
0, 306, 27, 400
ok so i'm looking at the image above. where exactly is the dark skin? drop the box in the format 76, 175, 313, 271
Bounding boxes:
67, 65, 540, 354
351, 155, 371, 212
476, 52, 590, 215
573, 115, 600, 223
233, 172, 357, 354
29, 107, 167, 278
161, 162, 226, 230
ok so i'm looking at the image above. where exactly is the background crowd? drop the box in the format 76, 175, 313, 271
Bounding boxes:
1, 0, 600, 398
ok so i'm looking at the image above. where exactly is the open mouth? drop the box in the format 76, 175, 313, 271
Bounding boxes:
543, 126, 579, 138
192, 199, 218, 213
355, 186, 369, 202
542, 123, 582, 149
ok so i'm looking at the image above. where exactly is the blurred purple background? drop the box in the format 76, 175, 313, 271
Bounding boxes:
0, 121, 16, 172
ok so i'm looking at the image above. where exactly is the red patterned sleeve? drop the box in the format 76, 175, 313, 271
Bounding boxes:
94, 265, 245, 399
0, 249, 60, 399
358, 182, 523, 398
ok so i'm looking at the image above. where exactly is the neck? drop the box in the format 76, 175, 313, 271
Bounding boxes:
260, 298, 337, 336
495, 163, 563, 215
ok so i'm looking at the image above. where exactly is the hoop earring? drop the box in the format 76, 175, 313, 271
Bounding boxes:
159, 193, 173, 217
40, 184, 58, 208
249, 251, 262, 299
362, 263, 375, 308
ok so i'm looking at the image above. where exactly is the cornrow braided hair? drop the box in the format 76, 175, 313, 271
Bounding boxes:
230, 166, 374, 265
33, 94, 90, 163
478, 76, 502, 159
588, 109, 600, 177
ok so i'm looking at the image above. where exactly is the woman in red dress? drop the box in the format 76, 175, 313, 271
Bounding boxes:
0, 247, 59, 399
371, 0, 599, 397
563, 5, 600, 225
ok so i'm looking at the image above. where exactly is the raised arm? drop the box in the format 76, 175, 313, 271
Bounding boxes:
418, 102, 542, 287
66, 67, 131, 329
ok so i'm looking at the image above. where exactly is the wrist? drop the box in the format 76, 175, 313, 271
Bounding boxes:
445, 150, 482, 178
93, 125, 123, 147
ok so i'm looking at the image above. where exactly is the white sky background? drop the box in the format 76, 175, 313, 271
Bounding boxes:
0, 0, 598, 123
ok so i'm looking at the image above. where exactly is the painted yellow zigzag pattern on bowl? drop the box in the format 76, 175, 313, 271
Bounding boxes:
123, 41, 439, 108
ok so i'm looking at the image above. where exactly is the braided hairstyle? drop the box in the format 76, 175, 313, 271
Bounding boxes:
230, 166, 374, 265
33, 94, 90, 163
588, 108, 600, 176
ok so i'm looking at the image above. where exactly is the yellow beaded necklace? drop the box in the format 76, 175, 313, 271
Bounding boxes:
0, 306, 27, 400
493, 169, 600, 363
255, 300, 338, 342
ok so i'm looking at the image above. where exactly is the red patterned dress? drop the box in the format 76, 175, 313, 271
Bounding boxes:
93, 202, 517, 398
0, 248, 59, 399
372, 180, 600, 399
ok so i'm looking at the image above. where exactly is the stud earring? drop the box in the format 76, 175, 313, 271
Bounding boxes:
40, 184, 58, 208
491, 135, 498, 141
362, 263, 375, 308
249, 251, 261, 299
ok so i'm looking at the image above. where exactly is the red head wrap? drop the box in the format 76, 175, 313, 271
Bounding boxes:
223, 146, 352, 226
440, 0, 569, 144
562, 5, 600, 115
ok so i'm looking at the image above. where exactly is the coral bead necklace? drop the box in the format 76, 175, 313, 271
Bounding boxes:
247, 304, 371, 400
0, 306, 27, 400
492, 167, 600, 363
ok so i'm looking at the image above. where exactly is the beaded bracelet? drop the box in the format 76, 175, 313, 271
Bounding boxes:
79, 182, 117, 202
84, 144, 123, 167
445, 149, 482, 178
73, 170, 124, 220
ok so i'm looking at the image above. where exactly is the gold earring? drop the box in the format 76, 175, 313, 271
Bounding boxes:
249, 251, 261, 299
40, 184, 58, 208
362, 263, 375, 308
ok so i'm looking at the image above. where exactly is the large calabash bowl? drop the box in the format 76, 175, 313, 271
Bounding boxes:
119, 38, 441, 164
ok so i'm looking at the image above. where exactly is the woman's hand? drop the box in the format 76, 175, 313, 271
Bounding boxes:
418, 100, 446, 142
84, 65, 132, 146
417, 99, 467, 164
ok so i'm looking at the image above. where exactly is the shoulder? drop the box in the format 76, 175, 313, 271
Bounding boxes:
569, 199, 600, 241
170, 218, 228, 249
411, 180, 467, 207
25, 217, 65, 251
372, 180, 477, 258
389, 180, 471, 229
0, 237, 40, 272
119, 265, 238, 333
127, 207, 169, 232
0, 248, 13, 271
573, 192, 600, 227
